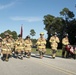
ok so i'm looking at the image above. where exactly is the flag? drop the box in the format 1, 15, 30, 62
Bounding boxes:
20, 25, 23, 37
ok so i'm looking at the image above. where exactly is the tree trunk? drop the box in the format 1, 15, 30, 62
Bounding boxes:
46, 31, 51, 48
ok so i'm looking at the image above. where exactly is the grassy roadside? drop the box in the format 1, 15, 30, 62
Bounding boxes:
32, 48, 62, 57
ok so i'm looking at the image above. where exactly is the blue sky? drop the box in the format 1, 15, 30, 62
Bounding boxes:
0, 0, 76, 39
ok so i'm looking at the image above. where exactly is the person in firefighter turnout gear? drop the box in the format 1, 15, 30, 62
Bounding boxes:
62, 34, 70, 58
2, 33, 12, 61
49, 32, 60, 59
0, 37, 2, 58
9, 34, 15, 56
15, 34, 24, 60
36, 32, 46, 59
24, 36, 32, 58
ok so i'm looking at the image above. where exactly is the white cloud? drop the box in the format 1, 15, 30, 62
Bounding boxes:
0, 2, 15, 10
10, 16, 43, 22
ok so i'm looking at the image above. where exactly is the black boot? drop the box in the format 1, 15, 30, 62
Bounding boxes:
2, 54, 6, 61
52, 57, 55, 59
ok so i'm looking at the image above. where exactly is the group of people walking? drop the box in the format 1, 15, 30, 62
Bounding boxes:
0, 32, 76, 62
36, 32, 76, 59
0, 33, 32, 61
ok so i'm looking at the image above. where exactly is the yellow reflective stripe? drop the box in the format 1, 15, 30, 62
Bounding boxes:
2, 49, 7, 51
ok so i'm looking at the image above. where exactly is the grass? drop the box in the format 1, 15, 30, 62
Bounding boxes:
32, 48, 62, 57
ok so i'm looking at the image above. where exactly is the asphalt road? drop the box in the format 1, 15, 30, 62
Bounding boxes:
0, 54, 76, 75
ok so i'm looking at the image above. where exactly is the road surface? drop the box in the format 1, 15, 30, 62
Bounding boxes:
0, 54, 76, 75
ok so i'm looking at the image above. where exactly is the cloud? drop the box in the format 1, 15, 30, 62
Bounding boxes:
0, 2, 15, 10
10, 16, 43, 22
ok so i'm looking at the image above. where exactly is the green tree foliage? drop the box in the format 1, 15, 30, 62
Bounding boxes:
43, 15, 63, 47
0, 33, 5, 38
60, 8, 75, 33
43, 14, 54, 47
43, 8, 76, 47
43, 14, 55, 31
60, 8, 75, 45
43, 15, 63, 34
12, 31, 17, 39
60, 8, 69, 19
67, 19, 76, 44
30, 29, 36, 38
60, 8, 74, 20
4, 30, 12, 35
0, 30, 17, 39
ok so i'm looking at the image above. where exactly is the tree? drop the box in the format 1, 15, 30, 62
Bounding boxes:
43, 14, 55, 32
60, 8, 75, 44
4, 30, 12, 35
60, 8, 74, 20
43, 14, 63, 47
67, 19, 76, 44
60, 8, 75, 33
0, 33, 5, 38
30, 29, 36, 38
12, 31, 17, 39
43, 14, 63, 34
0, 30, 17, 39
43, 8, 76, 47
43, 14, 55, 47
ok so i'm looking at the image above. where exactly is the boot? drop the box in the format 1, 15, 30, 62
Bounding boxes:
21, 56, 23, 60
27, 52, 31, 58
2, 54, 6, 61
40, 55, 43, 59
6, 54, 9, 62
6, 58, 9, 62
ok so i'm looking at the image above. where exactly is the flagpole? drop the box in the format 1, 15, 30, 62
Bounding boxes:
20, 24, 23, 38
